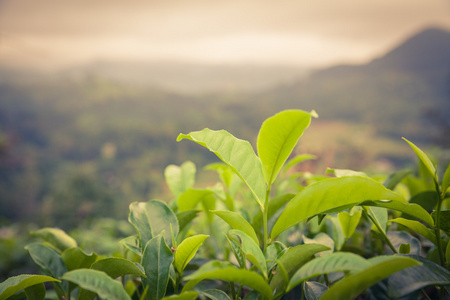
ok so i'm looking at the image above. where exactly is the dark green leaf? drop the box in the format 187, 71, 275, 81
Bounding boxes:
176, 210, 200, 233
62, 269, 131, 300
201, 289, 231, 300
24, 283, 46, 300
304, 281, 328, 300
383, 169, 413, 190
91, 257, 146, 279
161, 291, 198, 300
141, 235, 174, 300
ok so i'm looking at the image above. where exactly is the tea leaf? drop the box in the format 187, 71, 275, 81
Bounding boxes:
61, 247, 98, 271
62, 269, 131, 300
120, 236, 142, 256
177, 189, 215, 212
228, 229, 268, 278
383, 169, 413, 190
387, 255, 450, 298
24, 283, 45, 300
271, 176, 406, 239
304, 281, 328, 300
403, 138, 437, 182
226, 234, 247, 269
201, 289, 231, 300
257, 110, 313, 185
213, 210, 259, 245
176, 210, 200, 233
338, 208, 362, 238
129, 200, 179, 249
320, 255, 420, 300
141, 235, 174, 300
182, 261, 272, 299
287, 252, 371, 291
161, 291, 198, 300
270, 244, 329, 294
442, 163, 450, 195
30, 227, 77, 252
91, 257, 146, 279
284, 154, 316, 173
0, 275, 60, 300
174, 234, 209, 274
177, 129, 266, 209
390, 218, 437, 245
164, 161, 196, 199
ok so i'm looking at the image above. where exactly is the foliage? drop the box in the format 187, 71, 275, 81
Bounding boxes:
1, 109, 449, 299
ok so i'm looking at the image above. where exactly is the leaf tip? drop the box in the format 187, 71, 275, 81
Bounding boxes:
310, 110, 319, 118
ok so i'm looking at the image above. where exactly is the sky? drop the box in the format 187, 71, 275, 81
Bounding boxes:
0, 0, 449, 70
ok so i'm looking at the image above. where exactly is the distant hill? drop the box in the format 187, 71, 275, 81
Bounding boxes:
248, 27, 450, 145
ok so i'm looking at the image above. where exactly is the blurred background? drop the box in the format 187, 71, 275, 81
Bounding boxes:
0, 0, 449, 229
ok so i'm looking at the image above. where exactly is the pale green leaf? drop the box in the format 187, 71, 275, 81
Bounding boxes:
62, 269, 131, 300
61, 247, 97, 271
270, 244, 329, 294
338, 208, 362, 238
320, 256, 420, 300
0, 275, 60, 300
30, 227, 77, 252
182, 261, 272, 299
403, 138, 437, 182
177, 129, 266, 209
390, 218, 437, 245
164, 161, 196, 199
120, 236, 142, 256
257, 110, 313, 185
366, 206, 388, 233
287, 252, 371, 291
303, 233, 334, 255
213, 210, 259, 245
442, 163, 450, 195
326, 168, 368, 178
141, 235, 174, 300
228, 229, 267, 278
91, 257, 146, 279
271, 176, 406, 239
177, 189, 215, 212
128, 200, 179, 249
174, 234, 209, 274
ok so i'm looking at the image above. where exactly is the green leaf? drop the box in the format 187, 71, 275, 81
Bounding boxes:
366, 206, 388, 233
62, 269, 131, 300
30, 227, 77, 252
387, 255, 450, 298
24, 283, 45, 300
174, 234, 209, 274
141, 235, 174, 300
270, 244, 330, 294
326, 168, 368, 178
164, 161, 196, 199
61, 247, 98, 271
399, 243, 411, 254
213, 210, 259, 245
265, 241, 287, 271
320, 255, 420, 300
432, 210, 450, 235
257, 110, 313, 185
201, 289, 231, 300
177, 189, 215, 212
120, 236, 142, 256
0, 275, 60, 300
129, 200, 179, 249
228, 229, 268, 278
338, 208, 362, 238
284, 154, 316, 173
177, 129, 266, 209
25, 242, 67, 278
442, 163, 450, 195
176, 210, 200, 233
304, 281, 328, 300
446, 241, 450, 266
383, 169, 413, 190
226, 234, 247, 269
390, 218, 437, 245
361, 200, 434, 226
91, 257, 146, 279
182, 261, 272, 299
287, 252, 371, 291
161, 291, 198, 300
252, 193, 294, 237
403, 138, 437, 182
271, 176, 406, 239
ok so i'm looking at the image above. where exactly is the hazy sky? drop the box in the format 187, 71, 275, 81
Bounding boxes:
1, 0, 449, 70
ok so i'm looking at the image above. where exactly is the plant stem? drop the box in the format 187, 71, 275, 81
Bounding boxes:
363, 208, 397, 254
434, 181, 445, 267
236, 283, 243, 300
263, 187, 271, 253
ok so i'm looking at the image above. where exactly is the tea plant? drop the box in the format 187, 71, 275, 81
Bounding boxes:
1, 109, 449, 300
